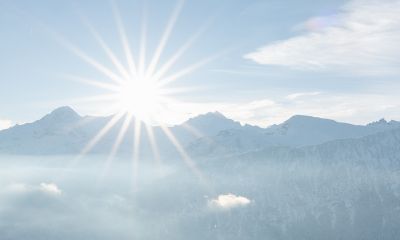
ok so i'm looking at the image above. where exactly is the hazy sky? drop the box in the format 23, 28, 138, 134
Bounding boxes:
1, 0, 400, 128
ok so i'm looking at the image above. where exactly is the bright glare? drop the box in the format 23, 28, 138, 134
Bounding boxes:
117, 77, 162, 122
65, 0, 209, 184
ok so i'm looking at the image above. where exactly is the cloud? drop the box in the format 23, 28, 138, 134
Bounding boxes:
0, 118, 12, 130
208, 193, 251, 210
39, 183, 62, 195
163, 90, 400, 127
5, 182, 62, 196
245, 0, 400, 75
5, 183, 30, 193
286, 92, 321, 100
293, 15, 339, 32
220, 92, 400, 127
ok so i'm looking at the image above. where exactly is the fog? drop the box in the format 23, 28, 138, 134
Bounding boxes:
1, 155, 400, 240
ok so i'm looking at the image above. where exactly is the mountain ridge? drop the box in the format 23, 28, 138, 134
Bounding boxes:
1, 106, 400, 156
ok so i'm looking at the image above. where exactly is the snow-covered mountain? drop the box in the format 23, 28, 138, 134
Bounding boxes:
188, 115, 400, 157
0, 106, 242, 155
0, 107, 86, 154
222, 126, 400, 167
0, 106, 399, 157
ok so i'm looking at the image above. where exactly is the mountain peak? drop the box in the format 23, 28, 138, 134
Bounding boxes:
51, 106, 78, 115
40, 106, 81, 123
378, 118, 388, 123
185, 111, 229, 123
181, 111, 241, 132
366, 118, 400, 130
201, 111, 227, 119
284, 115, 335, 124
367, 118, 388, 126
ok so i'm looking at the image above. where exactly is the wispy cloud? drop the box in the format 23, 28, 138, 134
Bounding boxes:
208, 193, 251, 210
245, 0, 400, 75
6, 182, 62, 196
286, 92, 321, 100
219, 93, 400, 127
154, 90, 400, 127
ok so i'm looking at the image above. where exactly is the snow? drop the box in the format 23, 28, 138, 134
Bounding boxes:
0, 106, 399, 157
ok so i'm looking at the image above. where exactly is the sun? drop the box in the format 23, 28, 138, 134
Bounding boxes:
63, 0, 214, 184
60, 0, 219, 127
117, 77, 163, 123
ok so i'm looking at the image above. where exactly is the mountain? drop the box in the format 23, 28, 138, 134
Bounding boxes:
219, 126, 400, 170
187, 115, 400, 157
192, 126, 400, 240
0, 107, 241, 156
168, 112, 242, 143
2, 108, 400, 240
0, 106, 399, 157
264, 115, 400, 146
0, 106, 86, 154
181, 111, 241, 135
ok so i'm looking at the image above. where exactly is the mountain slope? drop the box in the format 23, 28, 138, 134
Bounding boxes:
1, 106, 399, 156
0, 107, 242, 155
188, 115, 400, 157
0, 106, 87, 154
224, 126, 400, 169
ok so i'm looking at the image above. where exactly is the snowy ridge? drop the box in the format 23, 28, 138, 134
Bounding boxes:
188, 115, 400, 157
0, 106, 399, 156
0, 107, 241, 155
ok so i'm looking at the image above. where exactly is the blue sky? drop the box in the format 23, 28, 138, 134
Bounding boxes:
1, 0, 400, 128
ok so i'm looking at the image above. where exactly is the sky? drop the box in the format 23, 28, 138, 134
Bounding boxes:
1, 0, 400, 129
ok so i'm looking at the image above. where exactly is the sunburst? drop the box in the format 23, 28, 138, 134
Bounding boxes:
61, 0, 213, 185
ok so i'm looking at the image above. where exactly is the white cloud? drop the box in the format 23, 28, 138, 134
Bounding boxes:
163, 90, 400, 127
5, 182, 62, 196
245, 0, 400, 75
0, 119, 12, 130
286, 92, 321, 100
208, 193, 251, 210
39, 183, 62, 195
219, 93, 400, 127
293, 15, 339, 32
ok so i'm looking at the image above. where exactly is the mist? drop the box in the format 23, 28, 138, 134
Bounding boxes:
1, 154, 399, 240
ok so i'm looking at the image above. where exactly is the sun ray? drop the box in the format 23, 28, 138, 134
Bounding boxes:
138, 5, 147, 79
83, 20, 131, 80
64, 75, 121, 92
112, 2, 138, 79
157, 86, 199, 95
145, 0, 185, 79
61, 40, 125, 84
131, 118, 142, 188
151, 23, 208, 83
64, 111, 125, 171
58, 1, 220, 189
181, 122, 204, 139
101, 113, 133, 177
157, 54, 217, 87
144, 123, 161, 164
159, 125, 205, 181
68, 94, 120, 104
9, 6, 128, 87
80, 112, 125, 156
